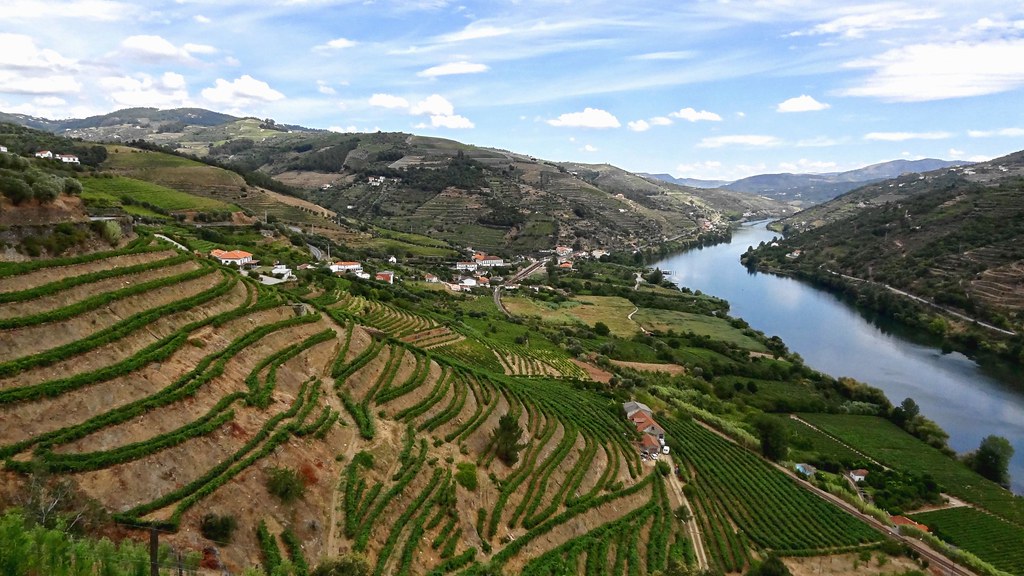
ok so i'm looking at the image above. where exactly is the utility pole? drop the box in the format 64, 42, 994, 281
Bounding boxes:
150, 527, 159, 576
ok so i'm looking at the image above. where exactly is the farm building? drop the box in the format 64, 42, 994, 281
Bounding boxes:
376, 271, 395, 284
623, 401, 652, 419
210, 249, 254, 267
795, 463, 817, 477
849, 469, 869, 483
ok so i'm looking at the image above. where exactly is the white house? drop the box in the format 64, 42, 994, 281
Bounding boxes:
34, 150, 53, 159
271, 264, 295, 280
387, 255, 398, 264
329, 261, 362, 274
424, 273, 439, 283
56, 154, 80, 164
376, 270, 394, 284
368, 176, 385, 186
210, 249, 254, 267
460, 277, 478, 288
0, 145, 8, 153
849, 469, 869, 483
355, 271, 371, 280
555, 245, 573, 257
456, 261, 478, 272
477, 255, 504, 268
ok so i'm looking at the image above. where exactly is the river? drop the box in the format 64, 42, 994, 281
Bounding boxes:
653, 221, 1024, 494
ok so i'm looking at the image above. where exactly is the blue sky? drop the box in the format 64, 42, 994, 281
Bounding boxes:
2, 0, 1023, 181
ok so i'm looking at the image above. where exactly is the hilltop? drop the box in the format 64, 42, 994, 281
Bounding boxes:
645, 159, 969, 207
744, 150, 1024, 364
2, 107, 794, 257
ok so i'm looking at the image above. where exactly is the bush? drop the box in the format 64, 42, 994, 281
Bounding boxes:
200, 513, 237, 544
455, 462, 478, 491
266, 466, 306, 503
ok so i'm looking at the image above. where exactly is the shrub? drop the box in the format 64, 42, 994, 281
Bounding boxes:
455, 462, 478, 491
266, 466, 306, 503
200, 513, 237, 544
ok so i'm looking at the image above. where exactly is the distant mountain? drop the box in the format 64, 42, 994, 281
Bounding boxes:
723, 159, 970, 205
640, 173, 730, 189
744, 149, 1024, 359
1, 107, 795, 255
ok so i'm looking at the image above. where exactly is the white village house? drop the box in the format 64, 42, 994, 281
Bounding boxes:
210, 249, 254, 267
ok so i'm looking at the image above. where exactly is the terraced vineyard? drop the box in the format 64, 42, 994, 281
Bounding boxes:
660, 417, 883, 573
0, 237, 654, 574
798, 414, 1024, 527
911, 507, 1024, 575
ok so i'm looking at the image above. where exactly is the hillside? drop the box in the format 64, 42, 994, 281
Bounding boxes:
2, 108, 795, 257
721, 159, 969, 206
744, 150, 1024, 363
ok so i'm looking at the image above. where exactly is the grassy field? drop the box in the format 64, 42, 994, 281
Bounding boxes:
82, 176, 238, 213
633, 308, 767, 351
776, 415, 866, 464
798, 413, 1024, 526
502, 295, 641, 336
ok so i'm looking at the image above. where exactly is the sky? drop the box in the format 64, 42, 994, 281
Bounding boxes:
2, 0, 1024, 181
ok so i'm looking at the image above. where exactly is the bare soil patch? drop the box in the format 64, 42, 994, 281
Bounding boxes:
609, 359, 686, 375
0, 270, 223, 362
0, 249, 177, 293
784, 552, 923, 576
0, 281, 251, 390
0, 259, 200, 319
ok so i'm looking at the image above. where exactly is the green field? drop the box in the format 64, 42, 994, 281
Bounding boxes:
799, 414, 1024, 526
633, 308, 768, 351
503, 295, 641, 336
82, 176, 238, 213
911, 507, 1024, 575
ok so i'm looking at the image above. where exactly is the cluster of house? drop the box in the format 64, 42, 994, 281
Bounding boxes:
623, 401, 670, 459
0, 146, 8, 153
793, 464, 930, 531
326, 260, 394, 284
209, 248, 299, 285
34, 150, 80, 164
367, 176, 401, 187
455, 252, 504, 272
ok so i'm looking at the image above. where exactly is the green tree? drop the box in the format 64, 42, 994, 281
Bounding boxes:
31, 174, 62, 203
753, 416, 789, 461
966, 435, 1014, 487
266, 466, 305, 503
493, 414, 525, 466
200, 513, 237, 544
593, 321, 610, 336
746, 553, 792, 576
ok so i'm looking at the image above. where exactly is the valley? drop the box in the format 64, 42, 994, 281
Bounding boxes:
1, 112, 1024, 576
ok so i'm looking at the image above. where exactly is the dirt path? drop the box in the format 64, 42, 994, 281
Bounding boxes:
666, 467, 708, 570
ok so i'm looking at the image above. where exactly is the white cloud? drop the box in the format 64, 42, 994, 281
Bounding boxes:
778, 159, 838, 172
6, 0, 134, 21
100, 71, 190, 107
122, 35, 185, 59
582, 144, 598, 152
669, 107, 721, 122
438, 23, 513, 43
547, 107, 620, 128
791, 6, 941, 39
410, 94, 454, 116
842, 39, 1024, 101
417, 61, 489, 77
627, 120, 650, 132
183, 43, 216, 55
698, 135, 781, 148
0, 72, 81, 95
0, 34, 80, 95
329, 125, 379, 133
650, 117, 672, 126
315, 37, 358, 51
949, 148, 964, 157
633, 51, 694, 60
797, 136, 844, 147
429, 114, 474, 129
777, 94, 830, 113
33, 96, 66, 106
0, 33, 77, 72
194, 14, 211, 24
317, 80, 336, 95
201, 75, 284, 104
864, 131, 952, 141
968, 127, 1024, 138
369, 93, 410, 109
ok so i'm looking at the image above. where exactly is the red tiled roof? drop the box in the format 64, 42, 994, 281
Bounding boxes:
211, 249, 252, 260
640, 433, 661, 450
891, 516, 929, 532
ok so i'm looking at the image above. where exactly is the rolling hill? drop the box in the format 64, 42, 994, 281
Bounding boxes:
744, 150, 1024, 362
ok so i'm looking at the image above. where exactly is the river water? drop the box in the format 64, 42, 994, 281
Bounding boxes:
652, 221, 1024, 494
